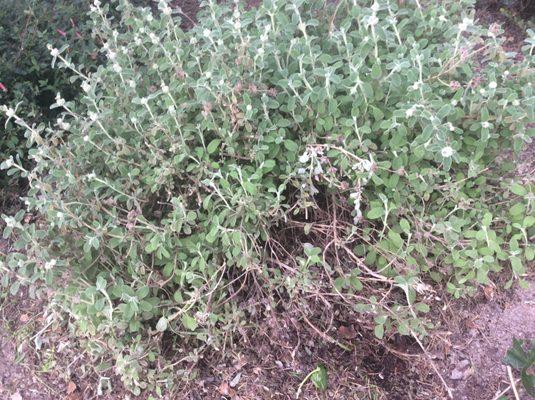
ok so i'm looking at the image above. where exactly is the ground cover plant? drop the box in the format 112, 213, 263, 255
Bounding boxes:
0, 0, 534, 396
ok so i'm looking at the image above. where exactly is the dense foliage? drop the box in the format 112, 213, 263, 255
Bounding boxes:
0, 0, 99, 183
1, 0, 534, 393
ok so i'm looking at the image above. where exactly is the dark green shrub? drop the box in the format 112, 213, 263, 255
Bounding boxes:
0, 0, 98, 184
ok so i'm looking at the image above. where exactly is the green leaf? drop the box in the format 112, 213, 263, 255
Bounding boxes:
156, 316, 168, 332
367, 207, 384, 220
371, 63, 382, 79
400, 219, 411, 234
374, 324, 384, 339
510, 183, 526, 196
207, 139, 221, 154
310, 364, 328, 391
181, 314, 198, 331
284, 139, 299, 152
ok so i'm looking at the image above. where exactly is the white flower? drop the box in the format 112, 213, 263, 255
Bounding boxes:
258, 48, 264, 56
113, 64, 122, 73
134, 36, 142, 46
297, 168, 306, 175
441, 146, 454, 158
129, 80, 136, 88
451, 99, 458, 106
162, 6, 172, 16
5, 107, 15, 118
88, 111, 98, 121
55, 93, 65, 107
152, 63, 159, 70
313, 165, 323, 175
108, 51, 117, 60
161, 83, 169, 94
504, 71, 510, 77
361, 159, 373, 171
234, 20, 241, 30
481, 121, 491, 129
81, 81, 91, 93
405, 106, 416, 118
479, 88, 486, 95
246, 104, 252, 112
439, 15, 447, 22
203, 28, 211, 38
368, 15, 379, 26
83, 135, 90, 142
458, 18, 473, 31
371, 2, 380, 12
447, 122, 455, 132
168, 105, 176, 113
513, 100, 520, 106
299, 153, 310, 163
50, 48, 60, 57
149, 33, 158, 44
3, 157, 14, 168
140, 97, 149, 106
87, 172, 96, 180
489, 81, 497, 89
93, 0, 101, 7
146, 14, 153, 22
205, 71, 212, 79
4, 216, 16, 228
44, 259, 57, 270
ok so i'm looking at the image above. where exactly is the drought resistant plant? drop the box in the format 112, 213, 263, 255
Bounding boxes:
1, 0, 534, 393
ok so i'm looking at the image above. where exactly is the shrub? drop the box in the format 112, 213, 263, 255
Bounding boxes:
1, 0, 534, 393
0, 0, 98, 184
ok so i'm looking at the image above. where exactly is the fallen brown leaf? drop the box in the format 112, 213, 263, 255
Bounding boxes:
218, 381, 236, 398
66, 381, 77, 394
338, 324, 357, 340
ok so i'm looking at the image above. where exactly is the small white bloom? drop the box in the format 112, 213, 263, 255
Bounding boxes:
368, 15, 379, 26
489, 81, 497, 89
513, 100, 520, 106
81, 81, 91, 93
479, 88, 486, 95
149, 32, 158, 44
361, 159, 373, 171
299, 153, 310, 163
161, 83, 169, 94
504, 71, 510, 77
129, 80, 136, 88
4, 157, 14, 168
258, 47, 264, 56
297, 168, 306, 175
50, 48, 60, 57
146, 14, 153, 22
83, 135, 90, 142
405, 106, 416, 118
481, 121, 491, 129
451, 99, 458, 106
439, 15, 447, 22
447, 122, 455, 132
203, 28, 211, 38
55, 93, 65, 107
134, 36, 142, 46
152, 63, 159, 70
441, 146, 454, 158
205, 71, 212, 79
88, 111, 98, 121
162, 6, 172, 16
313, 165, 323, 176
140, 97, 149, 106
87, 172, 96, 180
371, 2, 379, 12
246, 104, 252, 112
108, 51, 116, 60
44, 259, 57, 270
112, 63, 122, 73
5, 107, 15, 118
93, 0, 101, 7
234, 20, 241, 30
168, 105, 176, 113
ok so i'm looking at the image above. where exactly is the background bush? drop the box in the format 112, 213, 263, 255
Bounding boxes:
0, 0, 98, 184
1, 0, 534, 394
